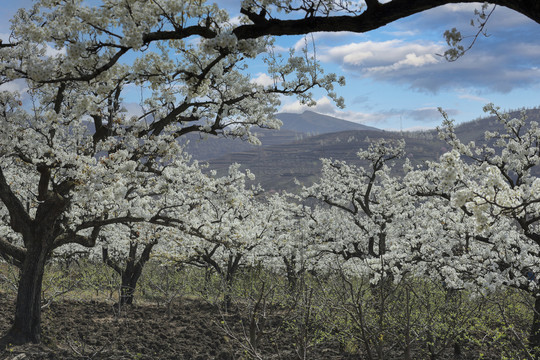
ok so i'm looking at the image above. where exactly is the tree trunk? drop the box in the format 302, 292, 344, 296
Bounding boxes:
283, 255, 299, 292
223, 254, 242, 312
119, 271, 140, 305
529, 296, 540, 354
103, 239, 156, 306
453, 342, 462, 358
1, 245, 48, 345
403, 288, 412, 360
223, 270, 234, 311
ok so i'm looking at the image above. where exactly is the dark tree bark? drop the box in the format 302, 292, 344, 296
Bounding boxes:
0, 167, 102, 347
223, 254, 242, 311
235, 0, 540, 40
529, 295, 540, 354
1, 243, 48, 345
283, 255, 299, 291
102, 235, 157, 306
0, 167, 59, 346
189, 247, 243, 311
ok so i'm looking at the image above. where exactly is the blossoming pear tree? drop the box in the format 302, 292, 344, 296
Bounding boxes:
99, 223, 165, 306
94, 151, 229, 307
254, 194, 315, 289
293, 139, 424, 357
2, 0, 538, 349
405, 105, 540, 348
0, 0, 345, 345
299, 139, 413, 282
162, 164, 282, 307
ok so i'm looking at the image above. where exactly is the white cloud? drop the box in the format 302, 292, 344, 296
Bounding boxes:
384, 30, 419, 37
319, 34, 540, 93
270, 44, 289, 53
228, 15, 244, 26
280, 96, 335, 114
293, 37, 312, 52
251, 73, 275, 87
280, 96, 395, 125
367, 53, 439, 74
321, 40, 443, 70
342, 50, 374, 66
0, 79, 28, 94
457, 90, 490, 103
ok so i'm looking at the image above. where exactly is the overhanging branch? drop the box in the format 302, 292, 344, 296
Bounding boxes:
235, 0, 540, 39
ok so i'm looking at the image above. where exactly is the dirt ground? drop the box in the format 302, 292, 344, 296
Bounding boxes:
0, 292, 355, 360
0, 290, 526, 360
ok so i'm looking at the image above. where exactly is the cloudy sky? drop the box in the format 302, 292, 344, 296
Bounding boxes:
2, 1, 540, 130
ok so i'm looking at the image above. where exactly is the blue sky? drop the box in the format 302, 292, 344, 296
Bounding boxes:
2, 1, 540, 130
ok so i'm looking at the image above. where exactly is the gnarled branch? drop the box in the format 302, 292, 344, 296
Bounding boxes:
0, 237, 26, 265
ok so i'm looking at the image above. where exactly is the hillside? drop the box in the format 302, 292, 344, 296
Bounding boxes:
203, 107, 540, 192
452, 107, 540, 142
182, 110, 378, 161
207, 130, 444, 191
179, 128, 302, 161
276, 110, 380, 134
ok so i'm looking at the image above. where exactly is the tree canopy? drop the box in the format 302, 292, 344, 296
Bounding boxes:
1, 0, 540, 348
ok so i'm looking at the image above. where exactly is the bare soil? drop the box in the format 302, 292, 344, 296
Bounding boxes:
0, 292, 352, 360
0, 290, 524, 359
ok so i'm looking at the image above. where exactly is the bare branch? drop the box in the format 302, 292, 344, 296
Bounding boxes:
234, 0, 540, 39
0, 237, 26, 264
52, 226, 101, 250
102, 245, 123, 275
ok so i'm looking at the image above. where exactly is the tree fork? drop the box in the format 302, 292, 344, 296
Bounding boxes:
103, 238, 157, 306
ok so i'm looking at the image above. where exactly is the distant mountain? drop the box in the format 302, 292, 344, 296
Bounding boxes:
207, 129, 443, 192
182, 111, 380, 161
203, 107, 540, 192
180, 128, 301, 161
276, 111, 380, 134
452, 107, 540, 143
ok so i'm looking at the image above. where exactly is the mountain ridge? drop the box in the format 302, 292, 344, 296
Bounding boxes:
202, 107, 540, 192
276, 110, 380, 134
182, 110, 380, 161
